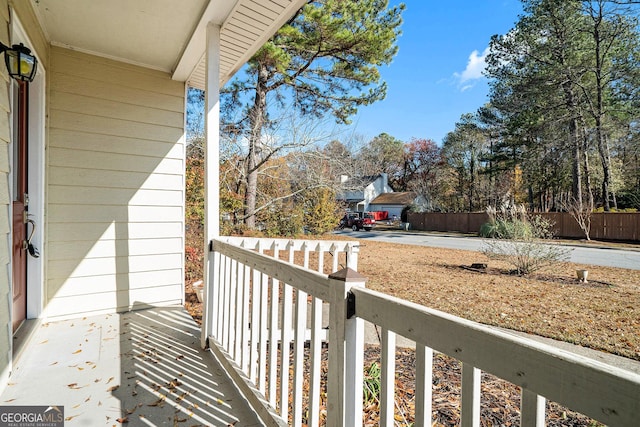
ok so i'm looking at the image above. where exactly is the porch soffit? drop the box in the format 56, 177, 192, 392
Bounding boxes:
29, 0, 306, 88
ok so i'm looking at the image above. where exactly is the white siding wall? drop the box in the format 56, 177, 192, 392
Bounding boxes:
46, 47, 185, 318
0, 0, 11, 388
363, 175, 393, 211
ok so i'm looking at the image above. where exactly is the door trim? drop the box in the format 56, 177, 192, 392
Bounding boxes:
9, 15, 45, 326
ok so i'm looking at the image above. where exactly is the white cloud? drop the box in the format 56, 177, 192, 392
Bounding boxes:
453, 46, 490, 90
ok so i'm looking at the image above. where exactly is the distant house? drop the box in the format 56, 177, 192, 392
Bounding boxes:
336, 173, 393, 212
369, 192, 427, 219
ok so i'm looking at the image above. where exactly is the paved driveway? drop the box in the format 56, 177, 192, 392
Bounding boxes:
335, 230, 640, 270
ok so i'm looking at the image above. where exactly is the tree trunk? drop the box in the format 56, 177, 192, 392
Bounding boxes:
590, 2, 613, 211
244, 65, 269, 229
579, 116, 595, 210
562, 81, 582, 208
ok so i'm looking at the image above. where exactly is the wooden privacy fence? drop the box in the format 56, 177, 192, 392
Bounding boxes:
408, 212, 640, 241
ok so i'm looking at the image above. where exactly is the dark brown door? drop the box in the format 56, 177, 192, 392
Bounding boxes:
12, 81, 28, 333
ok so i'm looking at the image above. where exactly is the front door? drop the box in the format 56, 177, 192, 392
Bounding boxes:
11, 80, 28, 333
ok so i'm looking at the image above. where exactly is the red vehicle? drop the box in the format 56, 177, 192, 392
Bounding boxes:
338, 212, 375, 231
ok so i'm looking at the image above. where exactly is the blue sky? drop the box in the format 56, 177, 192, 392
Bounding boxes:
337, 0, 523, 145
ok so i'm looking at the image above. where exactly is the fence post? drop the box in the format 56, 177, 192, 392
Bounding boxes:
327, 268, 367, 427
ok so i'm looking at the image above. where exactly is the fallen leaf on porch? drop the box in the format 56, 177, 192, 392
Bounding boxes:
125, 406, 137, 415
106, 377, 115, 384
228, 422, 238, 426
94, 378, 101, 383
77, 367, 84, 371
147, 396, 166, 407
64, 415, 78, 421
107, 385, 119, 392
72, 404, 80, 409
4, 398, 16, 403
176, 354, 185, 360
84, 396, 91, 402
116, 416, 128, 423
166, 379, 182, 390
72, 349, 82, 354
40, 339, 48, 344
216, 399, 224, 405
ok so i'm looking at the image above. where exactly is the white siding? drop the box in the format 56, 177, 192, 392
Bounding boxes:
46, 47, 186, 318
0, 0, 11, 390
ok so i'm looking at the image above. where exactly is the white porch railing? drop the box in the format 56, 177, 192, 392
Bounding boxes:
203, 237, 640, 427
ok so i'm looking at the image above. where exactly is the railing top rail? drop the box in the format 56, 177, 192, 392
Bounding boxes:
218, 236, 360, 253
351, 286, 640, 426
211, 238, 349, 302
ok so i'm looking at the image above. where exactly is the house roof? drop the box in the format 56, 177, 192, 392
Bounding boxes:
370, 192, 418, 206
30, 0, 306, 88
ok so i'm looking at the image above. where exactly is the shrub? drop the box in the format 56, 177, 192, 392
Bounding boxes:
482, 205, 571, 275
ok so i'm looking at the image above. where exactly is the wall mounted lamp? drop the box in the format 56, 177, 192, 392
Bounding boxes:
0, 42, 37, 82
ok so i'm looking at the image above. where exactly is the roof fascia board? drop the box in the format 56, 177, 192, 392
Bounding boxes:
218, 0, 307, 84
173, 0, 307, 86
171, 0, 235, 83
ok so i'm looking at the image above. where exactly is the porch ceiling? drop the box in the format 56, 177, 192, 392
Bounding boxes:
30, 0, 306, 88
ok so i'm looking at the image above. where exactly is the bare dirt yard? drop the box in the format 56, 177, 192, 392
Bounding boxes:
184, 235, 640, 425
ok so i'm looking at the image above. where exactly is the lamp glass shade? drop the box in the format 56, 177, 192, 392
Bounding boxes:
4, 47, 37, 82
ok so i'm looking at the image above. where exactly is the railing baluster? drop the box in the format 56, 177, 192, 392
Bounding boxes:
203, 248, 221, 347
521, 389, 546, 427
308, 250, 324, 427
233, 259, 243, 365
227, 258, 237, 355
380, 327, 396, 427
238, 264, 250, 374
292, 290, 307, 426
249, 245, 262, 384
268, 245, 280, 407
415, 345, 433, 426
461, 363, 481, 427
331, 244, 339, 272
278, 246, 295, 419
218, 256, 229, 347
292, 246, 310, 427
259, 260, 269, 394
222, 254, 232, 349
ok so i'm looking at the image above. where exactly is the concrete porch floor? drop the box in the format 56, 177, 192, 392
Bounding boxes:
1, 306, 262, 426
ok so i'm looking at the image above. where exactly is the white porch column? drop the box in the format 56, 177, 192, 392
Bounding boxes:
201, 22, 221, 349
